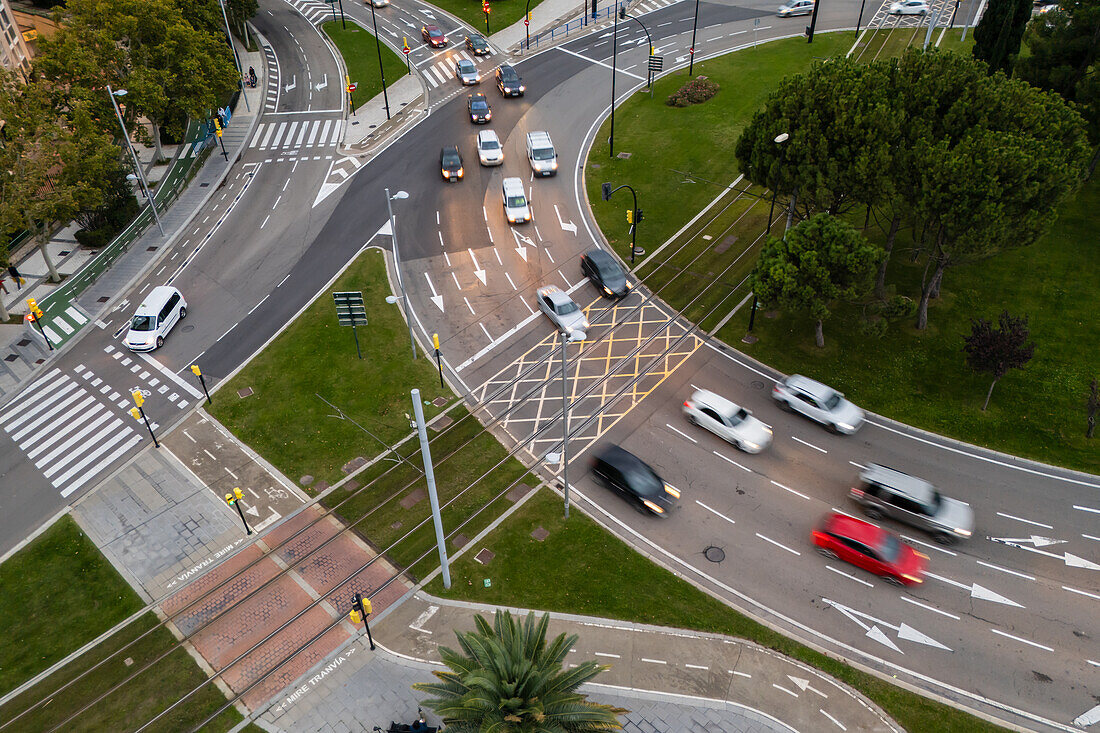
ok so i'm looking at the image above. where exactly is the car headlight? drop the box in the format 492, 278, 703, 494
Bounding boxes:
485, 111, 491, 119
551, 160, 558, 169
519, 85, 526, 91
763, 426, 773, 435
663, 483, 681, 499
603, 286, 613, 294
642, 500, 665, 514
954, 528, 972, 536
744, 441, 759, 450
836, 422, 852, 431
457, 167, 463, 177
901, 574, 923, 584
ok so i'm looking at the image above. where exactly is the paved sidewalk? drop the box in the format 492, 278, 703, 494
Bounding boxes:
256, 591, 902, 732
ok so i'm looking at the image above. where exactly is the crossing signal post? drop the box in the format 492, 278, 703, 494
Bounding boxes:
225, 487, 253, 535
190, 364, 211, 404
602, 182, 644, 265
348, 592, 376, 649
482, 0, 491, 32
403, 38, 411, 74
347, 79, 357, 112
432, 333, 444, 389
213, 116, 228, 161
129, 389, 159, 448
25, 298, 53, 351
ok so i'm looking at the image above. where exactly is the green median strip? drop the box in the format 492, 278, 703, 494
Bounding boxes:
322, 20, 409, 111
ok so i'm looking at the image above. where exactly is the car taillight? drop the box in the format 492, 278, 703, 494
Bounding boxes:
850, 488, 863, 498
811, 531, 827, 543
683, 401, 692, 408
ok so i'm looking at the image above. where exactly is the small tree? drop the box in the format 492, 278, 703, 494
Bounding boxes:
973, 0, 1034, 73
962, 310, 1036, 410
750, 214, 881, 348
414, 610, 624, 732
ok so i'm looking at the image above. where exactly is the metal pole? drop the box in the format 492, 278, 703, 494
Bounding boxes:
688, 0, 700, 74
412, 389, 451, 588
218, 0, 249, 112
560, 334, 570, 519
338, 0, 346, 27
525, 0, 532, 50
435, 349, 445, 389
610, 3, 619, 158
855, 0, 867, 37
33, 316, 53, 350
139, 407, 160, 448
234, 500, 253, 534
629, 185, 638, 265
369, 1, 391, 120
386, 188, 416, 359
198, 373, 211, 404
352, 322, 363, 359
107, 86, 165, 236
806, 0, 822, 42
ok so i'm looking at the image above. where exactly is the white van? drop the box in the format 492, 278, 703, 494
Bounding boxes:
526, 131, 557, 176
502, 177, 531, 224
124, 285, 187, 351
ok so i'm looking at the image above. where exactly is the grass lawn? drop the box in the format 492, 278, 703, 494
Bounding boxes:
209, 249, 450, 487
0, 516, 245, 732
426, 0, 548, 38
322, 21, 410, 112
428, 489, 1005, 733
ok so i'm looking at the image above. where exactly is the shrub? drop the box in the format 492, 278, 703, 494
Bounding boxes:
882, 295, 916, 320
666, 76, 720, 107
859, 316, 889, 339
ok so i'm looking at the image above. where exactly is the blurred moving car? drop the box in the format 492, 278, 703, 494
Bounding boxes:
465, 34, 491, 55
580, 248, 630, 299
772, 374, 864, 434
591, 445, 680, 516
536, 285, 588, 336
683, 389, 773, 453
888, 0, 929, 13
812, 512, 928, 586
850, 464, 974, 544
777, 0, 814, 15
421, 24, 447, 47
476, 130, 503, 166
455, 58, 480, 85
440, 145, 463, 182
496, 64, 525, 96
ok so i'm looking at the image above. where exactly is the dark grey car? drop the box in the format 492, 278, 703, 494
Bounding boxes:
591, 445, 680, 517
850, 464, 975, 544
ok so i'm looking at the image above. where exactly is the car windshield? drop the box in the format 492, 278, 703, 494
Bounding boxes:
929, 490, 943, 512
555, 301, 578, 315
459, 61, 474, 72
624, 465, 663, 497
480, 138, 500, 150
470, 37, 487, 48
501, 69, 518, 81
506, 194, 526, 208
729, 408, 748, 425
429, 28, 442, 37
877, 533, 902, 563
131, 315, 155, 331
442, 151, 460, 166
471, 100, 488, 111
823, 392, 842, 411
531, 148, 554, 160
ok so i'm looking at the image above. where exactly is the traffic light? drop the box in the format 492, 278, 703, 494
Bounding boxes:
26, 298, 43, 320
349, 608, 362, 624
355, 592, 372, 616
618, 6, 626, 19
131, 389, 144, 408
225, 488, 243, 506
635, 209, 644, 223
214, 117, 222, 137
482, 0, 490, 12
225, 492, 236, 506
626, 209, 633, 224
191, 365, 202, 377
129, 407, 142, 422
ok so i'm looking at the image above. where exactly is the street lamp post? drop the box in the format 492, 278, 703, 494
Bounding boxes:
601, 182, 641, 265
747, 132, 789, 337
368, 0, 391, 120
558, 329, 584, 519
525, 0, 533, 50
610, 0, 621, 157
618, 8, 654, 88
107, 87, 164, 236
217, 0, 249, 112
385, 189, 415, 358
688, 0, 701, 74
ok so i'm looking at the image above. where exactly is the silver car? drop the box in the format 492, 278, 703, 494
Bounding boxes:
455, 58, 480, 85
888, 0, 929, 13
851, 464, 975, 544
683, 389, 772, 453
777, 0, 814, 15
772, 374, 864, 434
536, 285, 588, 337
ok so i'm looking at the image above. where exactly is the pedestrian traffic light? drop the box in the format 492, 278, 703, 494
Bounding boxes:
191, 364, 202, 377
233, 487, 244, 502
131, 389, 144, 407
26, 298, 43, 319
349, 608, 362, 624
225, 492, 236, 506
355, 592, 372, 616
129, 407, 142, 421
619, 6, 626, 19
626, 209, 633, 224
214, 117, 222, 137
432, 333, 440, 351
635, 209, 644, 223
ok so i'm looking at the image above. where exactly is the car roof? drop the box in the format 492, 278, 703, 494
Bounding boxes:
825, 512, 888, 546
860, 464, 936, 504
596, 444, 646, 472
784, 373, 836, 400
458, 58, 475, 67
499, 64, 518, 74
503, 176, 524, 191
470, 92, 486, 100
538, 286, 572, 307
584, 248, 620, 271
468, 34, 487, 43
477, 130, 499, 143
690, 389, 743, 418
425, 24, 440, 30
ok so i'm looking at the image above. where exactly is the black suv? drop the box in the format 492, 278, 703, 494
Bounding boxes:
581, 248, 631, 299
496, 65, 524, 97
467, 93, 491, 123
465, 34, 491, 55
440, 145, 463, 181
591, 445, 680, 516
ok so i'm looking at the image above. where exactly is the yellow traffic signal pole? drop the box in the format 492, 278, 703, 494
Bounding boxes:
225, 487, 253, 535
25, 299, 53, 351
129, 390, 159, 448
352, 592, 376, 649
432, 333, 444, 389
190, 364, 212, 404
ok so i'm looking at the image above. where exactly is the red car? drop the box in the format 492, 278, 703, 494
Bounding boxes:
421, 24, 446, 47
812, 512, 928, 586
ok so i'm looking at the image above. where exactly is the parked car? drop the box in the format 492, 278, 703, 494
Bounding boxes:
476, 130, 503, 166
850, 464, 974, 544
580, 248, 630, 299
772, 374, 864, 434
455, 58, 480, 85
421, 24, 446, 47
591, 445, 680, 516
536, 285, 588, 337
496, 64, 525, 96
465, 34, 491, 55
812, 512, 928, 586
777, 0, 814, 16
467, 92, 492, 123
683, 390, 773, 453
888, 0, 929, 14
440, 145, 463, 182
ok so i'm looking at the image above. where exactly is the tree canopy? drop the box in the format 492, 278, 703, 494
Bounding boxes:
963, 310, 1036, 410
973, 0, 1034, 73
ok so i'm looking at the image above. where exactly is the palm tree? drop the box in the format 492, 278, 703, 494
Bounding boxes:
413, 610, 625, 732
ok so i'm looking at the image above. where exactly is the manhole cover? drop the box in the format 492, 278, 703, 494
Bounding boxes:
751, 380, 766, 390
237, 387, 254, 398
704, 546, 725, 563
181, 325, 194, 332
146, 246, 158, 252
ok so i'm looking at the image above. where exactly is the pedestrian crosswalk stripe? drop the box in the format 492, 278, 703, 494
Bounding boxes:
48, 418, 129, 481
260, 124, 277, 148
284, 121, 299, 148
34, 409, 112, 468
3, 377, 78, 433
320, 120, 332, 145
307, 121, 322, 146
67, 306, 87, 324
295, 123, 310, 147
270, 122, 288, 148
13, 392, 95, 445
0, 368, 63, 425
61, 435, 145, 498
26, 401, 104, 461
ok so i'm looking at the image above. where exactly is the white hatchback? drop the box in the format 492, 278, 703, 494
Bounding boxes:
888, 0, 929, 13
683, 389, 773, 453
476, 130, 504, 166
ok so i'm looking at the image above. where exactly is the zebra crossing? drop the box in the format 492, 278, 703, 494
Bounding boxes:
421, 50, 481, 89
248, 118, 343, 152
287, 0, 343, 25
632, 0, 682, 14
2, 368, 145, 499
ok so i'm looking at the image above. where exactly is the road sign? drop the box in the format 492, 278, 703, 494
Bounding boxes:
648, 55, 663, 73
524, 17, 529, 25
333, 291, 367, 326
348, 82, 357, 92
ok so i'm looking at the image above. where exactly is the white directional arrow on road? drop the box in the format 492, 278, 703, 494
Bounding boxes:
315, 74, 328, 91
924, 571, 1024, 607
675, 55, 689, 64
598, 31, 613, 38
424, 273, 444, 312
245, 504, 260, 517
468, 248, 486, 285
824, 598, 952, 653
1075, 703, 1100, 727
989, 535, 1067, 547
512, 228, 536, 261
989, 536, 1100, 570
554, 204, 577, 235
787, 675, 828, 698
284, 75, 296, 93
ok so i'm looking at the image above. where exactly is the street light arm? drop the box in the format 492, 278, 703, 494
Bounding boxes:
623, 13, 653, 51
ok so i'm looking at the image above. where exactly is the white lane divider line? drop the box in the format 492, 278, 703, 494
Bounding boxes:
641, 658, 666, 665
771, 479, 810, 501
731, 670, 751, 678
826, 565, 873, 588
848, 460, 866, 470
899, 596, 960, 620
594, 652, 620, 658
1074, 504, 1100, 515
791, 435, 827, 454
664, 423, 697, 443
695, 500, 735, 525
713, 450, 750, 472
820, 709, 847, 730
772, 683, 799, 698
756, 533, 800, 556
990, 628, 1053, 652
976, 560, 1034, 580
685, 663, 709, 670
1062, 585, 1100, 601
996, 511, 1053, 529
900, 534, 956, 556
